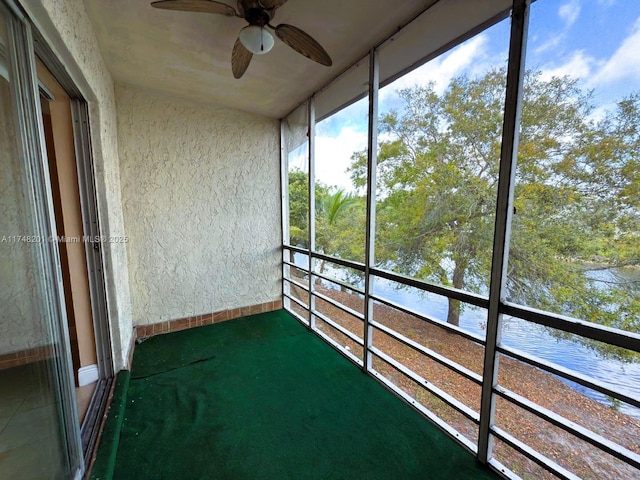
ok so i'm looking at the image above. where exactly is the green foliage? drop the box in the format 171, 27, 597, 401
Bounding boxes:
348, 68, 639, 359
288, 169, 366, 265
315, 189, 365, 262
608, 395, 622, 412
288, 169, 310, 247
290, 68, 639, 361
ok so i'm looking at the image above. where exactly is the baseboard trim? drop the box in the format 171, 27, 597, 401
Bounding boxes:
135, 299, 283, 339
78, 364, 99, 386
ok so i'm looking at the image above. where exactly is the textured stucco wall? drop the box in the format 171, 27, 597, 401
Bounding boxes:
0, 79, 45, 354
21, 0, 133, 369
116, 85, 282, 325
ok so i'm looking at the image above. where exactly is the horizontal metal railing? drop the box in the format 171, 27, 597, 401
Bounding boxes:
490, 426, 581, 480
371, 266, 489, 309
370, 293, 487, 345
284, 276, 309, 293
310, 269, 365, 295
370, 320, 483, 385
284, 247, 489, 309
284, 245, 365, 271
501, 301, 640, 354
283, 244, 309, 256
371, 366, 479, 454
283, 259, 310, 272
282, 244, 640, 479
312, 309, 364, 346
284, 246, 640, 356
312, 251, 366, 272
313, 325, 364, 366
285, 302, 309, 325
497, 344, 640, 410
283, 291, 308, 309
494, 385, 640, 470
313, 290, 365, 321
371, 347, 480, 423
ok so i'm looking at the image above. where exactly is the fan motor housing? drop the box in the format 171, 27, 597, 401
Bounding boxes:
245, 8, 271, 26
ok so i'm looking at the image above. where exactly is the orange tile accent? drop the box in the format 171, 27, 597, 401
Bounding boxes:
213, 310, 229, 323
133, 300, 281, 340
171, 319, 190, 332
138, 325, 151, 338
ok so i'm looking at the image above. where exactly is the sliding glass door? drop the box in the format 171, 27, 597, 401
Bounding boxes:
0, 3, 82, 479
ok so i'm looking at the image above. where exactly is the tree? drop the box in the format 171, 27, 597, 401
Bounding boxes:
348, 68, 639, 354
288, 169, 310, 247
288, 169, 365, 265
316, 188, 359, 273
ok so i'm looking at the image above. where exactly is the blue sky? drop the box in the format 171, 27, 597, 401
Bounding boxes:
291, 0, 640, 191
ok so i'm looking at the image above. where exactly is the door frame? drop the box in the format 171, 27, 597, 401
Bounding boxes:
2, 1, 84, 476
4, 0, 115, 471
28, 1, 113, 382
34, 23, 115, 464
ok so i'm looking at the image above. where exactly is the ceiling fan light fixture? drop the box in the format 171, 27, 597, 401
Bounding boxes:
239, 25, 274, 55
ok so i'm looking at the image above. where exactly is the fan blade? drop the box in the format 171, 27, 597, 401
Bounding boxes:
275, 24, 332, 66
259, 0, 288, 9
231, 38, 253, 78
151, 0, 237, 16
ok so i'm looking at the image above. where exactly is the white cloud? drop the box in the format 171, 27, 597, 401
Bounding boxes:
559, 0, 581, 28
538, 16, 640, 92
287, 140, 309, 173
587, 104, 612, 123
315, 33, 495, 193
379, 34, 490, 104
533, 1, 580, 57
315, 125, 368, 192
534, 32, 564, 55
589, 17, 640, 86
540, 50, 595, 81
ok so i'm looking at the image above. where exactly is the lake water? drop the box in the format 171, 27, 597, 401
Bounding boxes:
292, 255, 640, 419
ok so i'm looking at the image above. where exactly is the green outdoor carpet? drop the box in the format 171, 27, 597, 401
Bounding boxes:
91, 370, 130, 480
92, 309, 499, 480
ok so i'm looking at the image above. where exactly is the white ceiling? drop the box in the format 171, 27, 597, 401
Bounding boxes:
83, 0, 435, 118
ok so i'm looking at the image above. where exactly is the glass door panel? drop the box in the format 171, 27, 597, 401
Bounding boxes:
0, 4, 81, 479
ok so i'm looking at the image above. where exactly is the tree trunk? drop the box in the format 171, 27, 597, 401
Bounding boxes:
446, 260, 466, 326
314, 259, 326, 287
447, 298, 461, 327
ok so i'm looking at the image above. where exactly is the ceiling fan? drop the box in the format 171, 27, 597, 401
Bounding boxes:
150, 0, 333, 79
